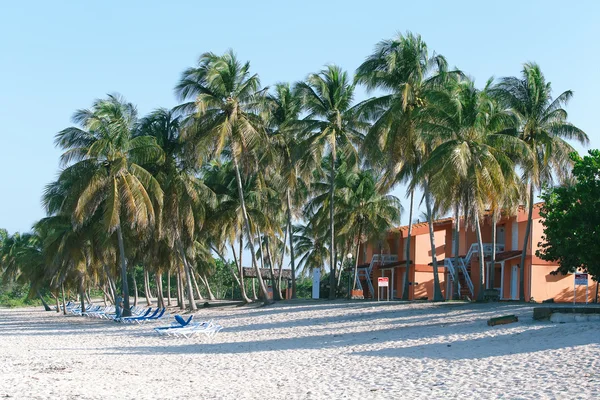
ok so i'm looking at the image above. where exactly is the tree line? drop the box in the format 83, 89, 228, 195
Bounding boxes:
0, 32, 588, 312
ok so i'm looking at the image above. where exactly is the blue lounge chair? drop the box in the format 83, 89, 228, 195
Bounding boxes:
154, 315, 194, 333
118, 307, 154, 323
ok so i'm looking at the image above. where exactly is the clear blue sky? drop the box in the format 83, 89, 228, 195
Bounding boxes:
1, 1, 599, 235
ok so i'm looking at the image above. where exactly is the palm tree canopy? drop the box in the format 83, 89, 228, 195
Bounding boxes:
492, 62, 589, 187
51, 94, 164, 234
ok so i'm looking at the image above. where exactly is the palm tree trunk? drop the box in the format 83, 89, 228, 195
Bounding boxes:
167, 273, 172, 306
143, 268, 152, 306
103, 265, 116, 304
52, 291, 60, 312
212, 245, 241, 286
425, 185, 443, 301
78, 277, 86, 313
265, 236, 282, 300
115, 225, 132, 317
155, 273, 165, 309
328, 150, 337, 300
200, 274, 216, 300
132, 271, 138, 307
190, 269, 204, 301
452, 204, 460, 300
231, 240, 251, 303
352, 236, 362, 290
402, 190, 415, 300
177, 241, 197, 311
232, 154, 271, 303
490, 210, 497, 291
176, 268, 184, 310
519, 182, 534, 301
337, 244, 346, 288
278, 221, 288, 298
61, 283, 67, 315
251, 278, 258, 300
475, 213, 486, 301
286, 188, 297, 298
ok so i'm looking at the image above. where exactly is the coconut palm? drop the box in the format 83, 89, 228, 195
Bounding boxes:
355, 32, 452, 301
295, 65, 367, 299
492, 63, 588, 300
335, 169, 402, 291
136, 107, 214, 310
176, 50, 272, 302
0, 231, 52, 310
53, 94, 164, 316
265, 83, 313, 298
418, 78, 529, 301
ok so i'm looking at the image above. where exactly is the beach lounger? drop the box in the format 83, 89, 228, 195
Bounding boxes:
154, 315, 194, 334
157, 319, 223, 339
118, 307, 154, 323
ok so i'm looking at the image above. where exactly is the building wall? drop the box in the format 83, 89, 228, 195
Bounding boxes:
359, 204, 592, 303
530, 265, 598, 303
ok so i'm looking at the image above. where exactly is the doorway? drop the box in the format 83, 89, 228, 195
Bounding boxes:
510, 265, 518, 300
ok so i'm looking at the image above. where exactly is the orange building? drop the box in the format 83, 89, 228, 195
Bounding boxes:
356, 203, 598, 303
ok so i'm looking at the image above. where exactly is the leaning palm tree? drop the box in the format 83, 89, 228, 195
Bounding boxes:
176, 50, 272, 302
295, 65, 367, 299
418, 78, 529, 301
53, 94, 164, 316
0, 231, 52, 310
492, 63, 588, 300
355, 32, 452, 301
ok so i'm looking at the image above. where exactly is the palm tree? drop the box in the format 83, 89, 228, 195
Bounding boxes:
295, 65, 366, 299
355, 32, 451, 301
0, 231, 52, 310
335, 169, 402, 291
265, 83, 312, 298
492, 63, 588, 300
418, 78, 528, 301
53, 94, 164, 316
136, 108, 214, 310
176, 50, 272, 303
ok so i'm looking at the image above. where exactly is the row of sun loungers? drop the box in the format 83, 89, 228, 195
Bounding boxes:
62, 302, 222, 339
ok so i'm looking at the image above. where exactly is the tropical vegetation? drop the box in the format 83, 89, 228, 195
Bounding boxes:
0, 31, 588, 309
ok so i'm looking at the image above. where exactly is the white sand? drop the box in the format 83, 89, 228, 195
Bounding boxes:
1, 301, 599, 399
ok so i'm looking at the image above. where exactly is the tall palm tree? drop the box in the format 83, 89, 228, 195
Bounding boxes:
492, 63, 588, 300
136, 108, 214, 310
418, 78, 529, 301
176, 50, 272, 302
53, 94, 164, 316
335, 169, 402, 291
355, 32, 451, 301
295, 65, 366, 299
265, 83, 312, 298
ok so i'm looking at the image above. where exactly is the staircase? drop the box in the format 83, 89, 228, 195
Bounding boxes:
356, 254, 398, 298
444, 243, 504, 299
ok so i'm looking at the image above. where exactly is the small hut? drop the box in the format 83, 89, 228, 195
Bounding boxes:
242, 268, 293, 299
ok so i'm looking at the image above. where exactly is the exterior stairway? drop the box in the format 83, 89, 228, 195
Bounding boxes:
444, 243, 504, 299
356, 254, 398, 299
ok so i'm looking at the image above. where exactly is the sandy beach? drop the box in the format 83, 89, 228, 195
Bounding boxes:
0, 301, 598, 399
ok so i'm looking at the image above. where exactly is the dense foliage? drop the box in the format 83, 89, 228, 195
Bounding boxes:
0, 31, 587, 309
537, 150, 600, 282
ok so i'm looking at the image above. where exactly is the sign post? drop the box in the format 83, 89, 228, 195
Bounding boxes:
574, 273, 589, 304
312, 269, 320, 299
378, 277, 389, 301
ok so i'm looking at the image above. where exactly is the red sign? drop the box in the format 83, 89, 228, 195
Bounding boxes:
378, 277, 389, 287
